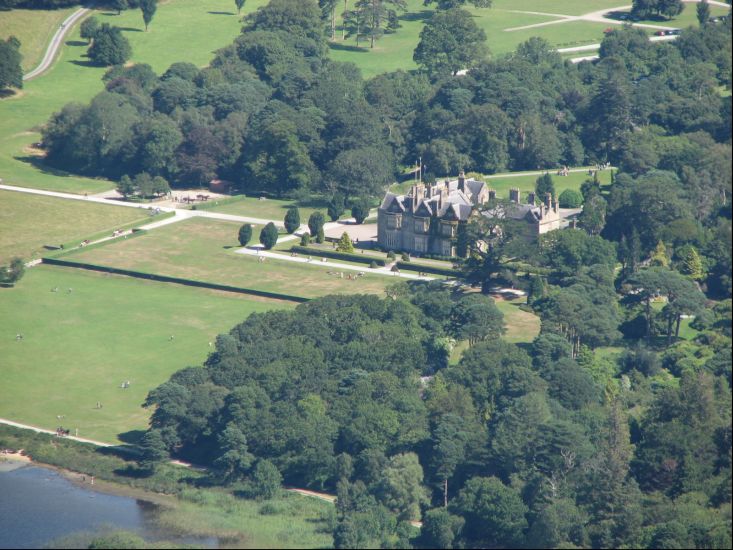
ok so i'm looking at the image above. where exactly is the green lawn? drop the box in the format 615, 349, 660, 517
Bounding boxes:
65, 217, 395, 298
0, 0, 268, 195
0, 264, 290, 444
0, 189, 153, 263
204, 195, 334, 223
613, 4, 731, 30
0, 6, 77, 72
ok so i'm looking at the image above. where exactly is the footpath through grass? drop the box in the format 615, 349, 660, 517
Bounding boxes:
0, 264, 290, 444
0, 0, 265, 195
0, 6, 77, 72
0, 189, 153, 263
65, 217, 395, 299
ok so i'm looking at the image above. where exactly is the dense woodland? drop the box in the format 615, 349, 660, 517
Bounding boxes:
8, 0, 733, 547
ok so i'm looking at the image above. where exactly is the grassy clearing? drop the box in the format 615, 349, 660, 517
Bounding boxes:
65, 217, 394, 298
204, 195, 333, 223
158, 489, 333, 549
614, 4, 730, 30
449, 296, 541, 363
0, 0, 267, 195
0, 6, 77, 72
0, 264, 290, 443
0, 189, 154, 263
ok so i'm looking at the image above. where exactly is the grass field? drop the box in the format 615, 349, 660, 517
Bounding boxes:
204, 195, 334, 223
0, 264, 290, 444
65, 217, 395, 298
613, 4, 731, 30
0, 6, 77, 72
0, 189, 154, 263
0, 0, 269, 195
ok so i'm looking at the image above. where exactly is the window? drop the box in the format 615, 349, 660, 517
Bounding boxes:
441, 223, 456, 237
414, 236, 427, 253
386, 214, 402, 229
414, 218, 429, 233
386, 231, 400, 249
442, 241, 454, 257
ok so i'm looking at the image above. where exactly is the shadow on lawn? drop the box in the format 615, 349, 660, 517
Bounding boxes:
329, 42, 369, 53
69, 59, 98, 68
400, 10, 432, 22
208, 10, 236, 15
15, 154, 79, 178
65, 40, 87, 47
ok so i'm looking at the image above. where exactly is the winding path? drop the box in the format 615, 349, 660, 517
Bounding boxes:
23, 7, 90, 81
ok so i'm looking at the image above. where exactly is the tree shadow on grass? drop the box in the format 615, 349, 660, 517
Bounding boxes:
118, 429, 146, 445
118, 27, 143, 32
15, 154, 80, 178
0, 89, 17, 99
329, 42, 369, 53
69, 59, 99, 68
208, 10, 236, 15
66, 40, 87, 47
400, 10, 432, 22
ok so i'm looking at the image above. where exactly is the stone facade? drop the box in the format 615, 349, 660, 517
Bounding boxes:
377, 173, 488, 257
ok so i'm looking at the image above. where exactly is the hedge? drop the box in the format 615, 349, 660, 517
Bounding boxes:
47, 229, 149, 259
289, 246, 386, 266
42, 258, 308, 303
395, 261, 462, 278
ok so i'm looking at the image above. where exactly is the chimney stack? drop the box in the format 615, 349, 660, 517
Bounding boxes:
458, 170, 466, 192
509, 188, 520, 203
544, 193, 552, 208
488, 189, 497, 201
528, 192, 536, 206
553, 196, 559, 214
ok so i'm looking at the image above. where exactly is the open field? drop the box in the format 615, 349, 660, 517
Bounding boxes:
0, 264, 290, 444
0, 6, 77, 72
0, 189, 153, 263
64, 217, 395, 298
0, 0, 268, 195
613, 4, 731, 30
203, 195, 333, 223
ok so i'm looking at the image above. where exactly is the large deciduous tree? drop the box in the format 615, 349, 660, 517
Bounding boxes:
413, 8, 489, 80
87, 24, 131, 66
0, 36, 22, 91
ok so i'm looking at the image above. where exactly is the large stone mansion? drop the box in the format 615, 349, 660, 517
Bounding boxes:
377, 173, 575, 257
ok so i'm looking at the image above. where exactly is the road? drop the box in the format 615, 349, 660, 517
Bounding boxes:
23, 7, 90, 81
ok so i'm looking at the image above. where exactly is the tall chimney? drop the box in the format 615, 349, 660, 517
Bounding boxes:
509, 188, 520, 203
553, 196, 559, 214
544, 193, 552, 208
458, 170, 466, 192
488, 189, 497, 201
528, 192, 536, 205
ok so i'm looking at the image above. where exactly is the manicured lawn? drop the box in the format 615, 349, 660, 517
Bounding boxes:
0, 189, 152, 263
0, 6, 77, 72
204, 195, 333, 223
0, 0, 266, 195
613, 4, 730, 29
0, 264, 290, 444
65, 217, 395, 298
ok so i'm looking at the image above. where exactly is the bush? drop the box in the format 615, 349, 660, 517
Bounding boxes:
300, 233, 310, 246
327, 193, 345, 222
387, 251, 396, 260
238, 224, 253, 247
0, 258, 25, 285
351, 199, 370, 224
284, 207, 300, 234
251, 459, 282, 500
259, 222, 278, 250
336, 232, 354, 253
308, 211, 325, 241
370, 261, 378, 269
558, 189, 583, 208
401, 252, 410, 262
316, 227, 325, 244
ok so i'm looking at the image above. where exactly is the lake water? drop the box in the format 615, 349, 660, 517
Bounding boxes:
0, 463, 217, 549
